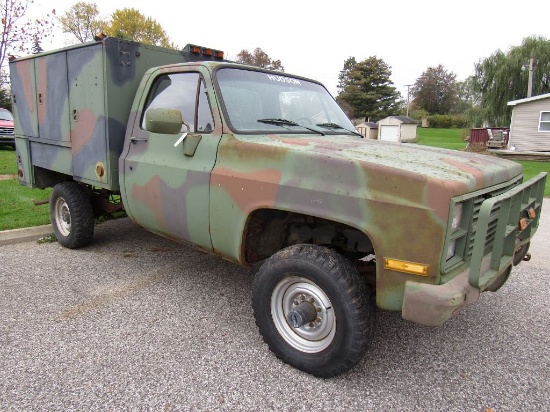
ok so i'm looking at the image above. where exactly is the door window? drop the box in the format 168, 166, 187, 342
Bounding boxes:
141, 72, 214, 133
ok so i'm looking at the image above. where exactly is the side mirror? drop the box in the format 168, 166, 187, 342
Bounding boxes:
145, 107, 184, 135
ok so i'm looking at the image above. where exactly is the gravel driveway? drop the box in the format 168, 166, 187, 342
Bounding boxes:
1, 201, 549, 411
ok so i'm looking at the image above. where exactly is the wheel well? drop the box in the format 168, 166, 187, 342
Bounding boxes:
243, 209, 376, 279
34, 168, 124, 217
33, 166, 71, 189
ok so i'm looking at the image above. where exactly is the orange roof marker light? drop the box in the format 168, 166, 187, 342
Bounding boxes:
94, 32, 107, 42
184, 44, 224, 60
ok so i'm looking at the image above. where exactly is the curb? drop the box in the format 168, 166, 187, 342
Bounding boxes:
0, 225, 54, 247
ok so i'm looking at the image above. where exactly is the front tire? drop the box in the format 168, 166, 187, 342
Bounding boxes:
50, 182, 95, 248
252, 244, 375, 377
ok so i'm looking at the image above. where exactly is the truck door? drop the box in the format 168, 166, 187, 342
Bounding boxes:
121, 68, 222, 250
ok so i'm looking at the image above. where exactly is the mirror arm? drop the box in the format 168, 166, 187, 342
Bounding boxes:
174, 121, 191, 147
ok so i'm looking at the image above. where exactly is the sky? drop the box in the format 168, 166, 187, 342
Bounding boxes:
34, 0, 549, 99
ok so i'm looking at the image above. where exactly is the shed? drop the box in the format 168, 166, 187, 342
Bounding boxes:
507, 93, 550, 151
377, 116, 417, 143
356, 122, 378, 139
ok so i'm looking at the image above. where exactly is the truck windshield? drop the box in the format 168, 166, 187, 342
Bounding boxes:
216, 68, 356, 135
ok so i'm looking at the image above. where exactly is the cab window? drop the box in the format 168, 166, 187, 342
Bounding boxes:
142, 72, 214, 133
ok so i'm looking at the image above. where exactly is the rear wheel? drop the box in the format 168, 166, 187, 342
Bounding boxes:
252, 244, 375, 377
50, 182, 94, 248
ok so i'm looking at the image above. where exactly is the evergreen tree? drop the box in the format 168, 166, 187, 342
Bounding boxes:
336, 56, 400, 121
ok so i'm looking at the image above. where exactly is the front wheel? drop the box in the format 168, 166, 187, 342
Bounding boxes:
50, 182, 95, 248
252, 244, 375, 377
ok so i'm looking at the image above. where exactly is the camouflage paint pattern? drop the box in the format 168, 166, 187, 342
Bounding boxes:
9, 38, 200, 189
207, 131, 530, 310
120, 64, 224, 252
11, 45, 547, 323
118, 61, 544, 315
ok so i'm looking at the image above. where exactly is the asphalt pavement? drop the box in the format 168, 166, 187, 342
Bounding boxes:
1, 203, 549, 411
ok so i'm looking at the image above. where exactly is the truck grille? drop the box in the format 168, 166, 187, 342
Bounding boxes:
465, 184, 514, 260
443, 173, 546, 289
0, 126, 14, 136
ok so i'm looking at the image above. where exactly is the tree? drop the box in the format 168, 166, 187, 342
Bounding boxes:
59, 2, 105, 43
336, 56, 400, 121
31, 34, 43, 54
411, 65, 458, 115
107, 8, 173, 48
336, 98, 355, 120
337, 56, 356, 92
454, 76, 482, 125
1, 0, 55, 85
0, 87, 11, 109
236, 48, 284, 71
473, 36, 550, 126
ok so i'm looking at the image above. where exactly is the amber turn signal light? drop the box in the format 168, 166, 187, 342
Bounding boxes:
518, 218, 528, 231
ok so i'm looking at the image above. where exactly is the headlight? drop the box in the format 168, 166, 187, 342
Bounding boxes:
446, 203, 463, 261
451, 203, 463, 233
446, 240, 457, 260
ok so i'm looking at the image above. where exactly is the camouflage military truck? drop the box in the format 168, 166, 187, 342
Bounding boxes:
9, 37, 547, 377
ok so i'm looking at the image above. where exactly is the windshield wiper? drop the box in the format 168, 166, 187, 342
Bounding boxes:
258, 118, 325, 136
316, 122, 364, 138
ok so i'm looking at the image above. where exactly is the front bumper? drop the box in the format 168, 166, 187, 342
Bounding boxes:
0, 135, 14, 145
402, 172, 546, 327
401, 254, 506, 326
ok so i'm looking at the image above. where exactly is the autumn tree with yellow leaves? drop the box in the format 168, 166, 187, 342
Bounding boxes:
59, 3, 174, 48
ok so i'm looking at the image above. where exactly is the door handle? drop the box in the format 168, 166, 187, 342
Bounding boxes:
129, 136, 148, 143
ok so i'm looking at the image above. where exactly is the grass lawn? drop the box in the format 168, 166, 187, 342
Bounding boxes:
0, 178, 51, 230
0, 147, 17, 175
416, 128, 550, 197
0, 148, 52, 230
415, 128, 468, 151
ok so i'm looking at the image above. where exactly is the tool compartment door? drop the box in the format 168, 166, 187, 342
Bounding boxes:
67, 44, 108, 185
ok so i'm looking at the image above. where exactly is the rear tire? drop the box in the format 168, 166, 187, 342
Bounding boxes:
50, 182, 94, 248
252, 244, 375, 377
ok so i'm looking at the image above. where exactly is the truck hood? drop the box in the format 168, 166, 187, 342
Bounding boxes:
256, 134, 523, 197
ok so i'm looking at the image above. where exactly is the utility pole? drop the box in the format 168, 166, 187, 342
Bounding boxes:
527, 57, 534, 98
404, 84, 413, 117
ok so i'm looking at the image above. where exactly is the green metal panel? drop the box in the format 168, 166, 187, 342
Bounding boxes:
9, 38, 204, 190
10, 58, 38, 138
36, 51, 70, 143
67, 43, 108, 187
14, 137, 32, 186
469, 172, 547, 289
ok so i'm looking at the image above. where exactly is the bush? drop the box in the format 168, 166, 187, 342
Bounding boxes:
426, 114, 468, 129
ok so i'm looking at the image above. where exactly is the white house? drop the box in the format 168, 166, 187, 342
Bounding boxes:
507, 93, 550, 151
356, 122, 378, 139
